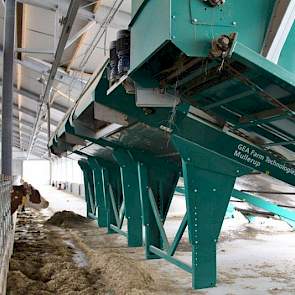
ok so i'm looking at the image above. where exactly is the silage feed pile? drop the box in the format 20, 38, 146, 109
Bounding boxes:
8, 209, 173, 295
45, 210, 90, 227
7, 210, 107, 295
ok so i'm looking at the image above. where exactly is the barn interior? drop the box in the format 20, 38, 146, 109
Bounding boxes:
0, 1, 295, 294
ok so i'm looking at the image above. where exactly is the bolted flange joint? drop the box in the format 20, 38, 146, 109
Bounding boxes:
204, 0, 225, 7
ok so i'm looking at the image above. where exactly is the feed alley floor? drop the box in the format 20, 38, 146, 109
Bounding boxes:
7, 185, 295, 295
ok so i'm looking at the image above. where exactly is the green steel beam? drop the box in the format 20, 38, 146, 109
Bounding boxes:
88, 158, 108, 227
78, 160, 97, 219
149, 246, 192, 274
167, 212, 188, 256
148, 188, 170, 251
109, 184, 121, 227
232, 189, 295, 224
87, 212, 97, 220
234, 111, 293, 129
202, 90, 256, 111
113, 149, 143, 247
225, 203, 236, 219
109, 224, 128, 237
281, 218, 295, 229
138, 162, 162, 259
279, 21, 295, 74
137, 156, 180, 259
99, 164, 120, 234
176, 116, 295, 187
173, 135, 251, 289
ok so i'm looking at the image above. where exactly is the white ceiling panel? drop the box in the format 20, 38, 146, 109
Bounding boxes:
0, 0, 133, 158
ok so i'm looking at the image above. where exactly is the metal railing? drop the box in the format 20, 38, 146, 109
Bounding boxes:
0, 176, 12, 262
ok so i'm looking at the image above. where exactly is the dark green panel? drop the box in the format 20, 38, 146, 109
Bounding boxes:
172, 0, 275, 56
279, 21, 295, 74
130, 0, 171, 71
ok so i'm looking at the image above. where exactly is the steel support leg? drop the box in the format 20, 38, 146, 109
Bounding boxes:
113, 149, 143, 247
96, 159, 122, 234
88, 158, 108, 227
173, 135, 250, 289
137, 159, 180, 259
78, 160, 96, 219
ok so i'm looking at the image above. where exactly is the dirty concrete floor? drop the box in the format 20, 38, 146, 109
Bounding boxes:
7, 210, 107, 295
7, 186, 295, 295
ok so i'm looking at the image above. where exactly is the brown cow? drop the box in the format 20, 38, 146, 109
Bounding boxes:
11, 183, 49, 214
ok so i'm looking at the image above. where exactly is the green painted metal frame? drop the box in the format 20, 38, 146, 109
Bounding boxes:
113, 149, 143, 247
143, 183, 191, 272
48, 7, 295, 289
232, 189, 295, 229
279, 21, 295, 74
94, 157, 123, 234
78, 160, 97, 220
88, 158, 109, 227
77, 152, 125, 234
130, 0, 275, 73
172, 134, 251, 289
108, 181, 127, 237
136, 154, 180, 257
176, 117, 295, 187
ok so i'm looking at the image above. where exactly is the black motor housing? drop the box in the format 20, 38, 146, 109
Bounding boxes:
116, 30, 130, 76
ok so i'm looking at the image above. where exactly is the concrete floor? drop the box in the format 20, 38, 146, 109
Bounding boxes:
37, 185, 295, 295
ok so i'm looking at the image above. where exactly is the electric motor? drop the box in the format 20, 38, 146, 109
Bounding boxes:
109, 40, 119, 83
116, 30, 130, 76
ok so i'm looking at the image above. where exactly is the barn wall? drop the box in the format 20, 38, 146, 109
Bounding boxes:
52, 157, 84, 198
12, 160, 23, 178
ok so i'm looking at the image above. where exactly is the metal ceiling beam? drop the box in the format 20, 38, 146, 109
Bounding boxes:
12, 135, 43, 150
65, 20, 96, 49
13, 142, 45, 158
12, 124, 48, 140
16, 48, 55, 54
15, 87, 68, 113
14, 134, 48, 149
0, 48, 84, 88
12, 115, 33, 128
262, 0, 295, 63
17, 0, 95, 21
13, 118, 48, 135
17, 0, 131, 24
0, 102, 59, 126
17, 139, 48, 151
27, 0, 81, 159
16, 57, 86, 90
8, 116, 46, 135
12, 129, 48, 144
0, 79, 68, 113
3, 115, 49, 136
13, 137, 47, 152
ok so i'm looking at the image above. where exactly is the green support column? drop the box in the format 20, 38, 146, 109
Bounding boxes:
173, 135, 250, 289
113, 149, 143, 247
95, 159, 122, 234
88, 158, 108, 227
78, 160, 97, 219
137, 157, 180, 259
101, 166, 116, 233
138, 162, 161, 258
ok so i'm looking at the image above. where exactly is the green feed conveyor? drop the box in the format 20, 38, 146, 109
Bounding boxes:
49, 0, 295, 290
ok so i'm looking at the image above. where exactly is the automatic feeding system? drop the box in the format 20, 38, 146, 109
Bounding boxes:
49, 0, 295, 289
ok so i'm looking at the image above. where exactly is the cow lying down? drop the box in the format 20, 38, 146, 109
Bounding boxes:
11, 183, 49, 214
